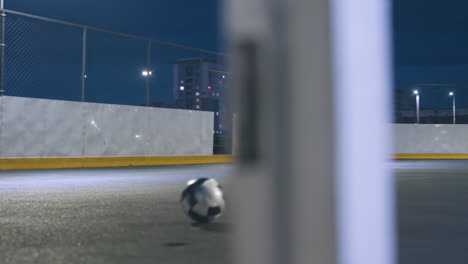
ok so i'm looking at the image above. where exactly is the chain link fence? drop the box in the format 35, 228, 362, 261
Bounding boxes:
0, 9, 231, 154
1, 9, 228, 106
4, 12, 83, 101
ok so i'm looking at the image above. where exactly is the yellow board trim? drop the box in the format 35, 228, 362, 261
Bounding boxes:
5, 153, 466, 169
394, 153, 468, 159
0, 155, 234, 170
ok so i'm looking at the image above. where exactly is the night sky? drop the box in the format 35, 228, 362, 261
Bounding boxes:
5, 0, 221, 106
4, 0, 468, 109
393, 0, 468, 108
7, 0, 220, 51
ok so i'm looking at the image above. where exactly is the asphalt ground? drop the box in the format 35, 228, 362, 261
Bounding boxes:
1, 161, 468, 263
0, 164, 233, 264
395, 160, 468, 264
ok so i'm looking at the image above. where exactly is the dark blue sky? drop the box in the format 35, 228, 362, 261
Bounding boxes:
7, 0, 468, 79
393, 0, 468, 108
5, 0, 468, 109
393, 0, 468, 83
7, 0, 221, 51
5, 0, 222, 106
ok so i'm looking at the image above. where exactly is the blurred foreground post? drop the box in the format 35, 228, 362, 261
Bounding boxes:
228, 0, 395, 263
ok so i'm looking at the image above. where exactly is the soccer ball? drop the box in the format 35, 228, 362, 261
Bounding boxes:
180, 178, 225, 223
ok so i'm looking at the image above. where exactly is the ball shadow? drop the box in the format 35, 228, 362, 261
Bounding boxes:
191, 222, 230, 233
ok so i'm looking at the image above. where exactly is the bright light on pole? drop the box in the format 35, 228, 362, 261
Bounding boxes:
142, 70, 152, 77
413, 90, 420, 124
449, 91, 456, 124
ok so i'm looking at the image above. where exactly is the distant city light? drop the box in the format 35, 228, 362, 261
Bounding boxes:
196, 105, 200, 109
180, 86, 185, 91
196, 92, 200, 96
413, 89, 419, 95
208, 86, 212, 89
216, 93, 219, 96
135, 134, 141, 139
216, 112, 219, 116
180, 80, 184, 84
212, 92, 215, 96
222, 75, 225, 79
196, 98, 200, 102
449, 91, 454, 96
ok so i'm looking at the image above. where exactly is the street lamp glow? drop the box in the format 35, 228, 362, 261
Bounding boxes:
449, 91, 454, 96
142, 70, 152, 77
413, 89, 419, 95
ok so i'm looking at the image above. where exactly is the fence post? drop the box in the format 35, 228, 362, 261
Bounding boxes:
0, 3, 5, 96
81, 27, 87, 102
146, 40, 151, 106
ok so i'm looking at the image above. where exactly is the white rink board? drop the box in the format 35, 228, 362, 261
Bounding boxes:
394, 124, 468, 153
0, 96, 213, 157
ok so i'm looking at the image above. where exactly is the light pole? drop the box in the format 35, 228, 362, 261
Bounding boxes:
142, 70, 152, 106
413, 89, 420, 124
0, 0, 5, 96
449, 91, 456, 124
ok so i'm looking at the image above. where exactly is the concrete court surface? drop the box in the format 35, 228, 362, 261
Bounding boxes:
0, 164, 233, 264
1, 161, 468, 263
395, 160, 468, 264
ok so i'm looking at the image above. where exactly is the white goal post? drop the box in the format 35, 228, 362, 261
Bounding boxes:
226, 0, 395, 263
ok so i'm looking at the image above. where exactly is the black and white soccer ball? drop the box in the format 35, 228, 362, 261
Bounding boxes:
180, 178, 225, 223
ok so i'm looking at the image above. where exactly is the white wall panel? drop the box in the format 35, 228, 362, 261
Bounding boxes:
82, 103, 151, 157
1, 97, 43, 157
44, 99, 83, 157
0, 97, 83, 157
0, 96, 214, 157
395, 124, 468, 153
147, 107, 214, 156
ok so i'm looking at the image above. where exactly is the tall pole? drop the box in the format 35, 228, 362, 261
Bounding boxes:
453, 94, 456, 124
0, 0, 5, 96
146, 41, 151, 106
81, 27, 87, 102
449, 91, 456, 124
416, 95, 420, 124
